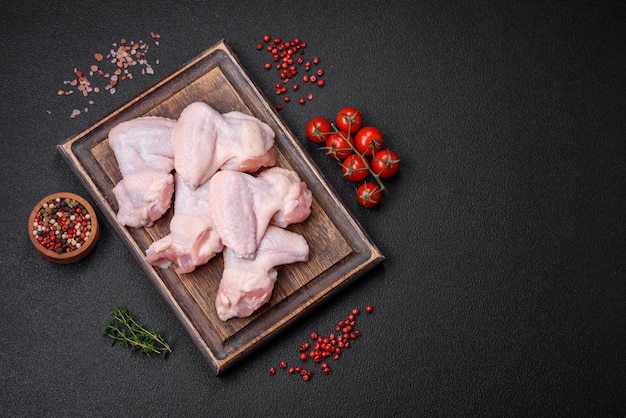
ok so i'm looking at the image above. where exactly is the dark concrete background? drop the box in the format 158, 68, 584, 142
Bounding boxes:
2, 1, 624, 416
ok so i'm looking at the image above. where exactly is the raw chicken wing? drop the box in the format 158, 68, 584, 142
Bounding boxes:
108, 116, 175, 175
172, 102, 275, 189
220, 111, 277, 172
109, 116, 176, 228
112, 170, 175, 228
215, 225, 309, 320
208, 167, 312, 259
145, 175, 223, 274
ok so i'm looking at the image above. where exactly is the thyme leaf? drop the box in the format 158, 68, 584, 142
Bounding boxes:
103, 306, 172, 358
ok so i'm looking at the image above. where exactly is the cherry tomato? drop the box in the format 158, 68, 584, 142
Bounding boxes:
357, 182, 382, 208
325, 133, 354, 160
341, 154, 369, 182
335, 107, 363, 134
306, 117, 332, 144
354, 126, 384, 156
371, 149, 400, 178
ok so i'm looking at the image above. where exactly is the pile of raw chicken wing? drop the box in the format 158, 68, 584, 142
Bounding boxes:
108, 102, 312, 320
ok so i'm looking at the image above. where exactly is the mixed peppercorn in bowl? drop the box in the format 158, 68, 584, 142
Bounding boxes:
28, 192, 99, 263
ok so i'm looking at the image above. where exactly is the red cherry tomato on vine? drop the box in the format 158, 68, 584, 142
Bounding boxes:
335, 107, 363, 134
305, 117, 332, 144
357, 182, 382, 208
341, 154, 369, 182
371, 149, 400, 178
325, 133, 354, 160
354, 126, 384, 156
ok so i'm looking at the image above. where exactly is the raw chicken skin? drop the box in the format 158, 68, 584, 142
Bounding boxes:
219, 111, 276, 172
172, 102, 276, 189
108, 116, 176, 176
215, 225, 309, 320
145, 175, 223, 274
257, 167, 313, 228
208, 167, 312, 259
109, 116, 176, 228
112, 170, 175, 228
171, 102, 219, 188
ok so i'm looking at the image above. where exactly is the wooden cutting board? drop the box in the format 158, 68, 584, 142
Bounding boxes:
58, 40, 384, 374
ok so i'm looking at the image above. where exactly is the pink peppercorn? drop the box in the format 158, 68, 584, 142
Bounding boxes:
267, 306, 375, 382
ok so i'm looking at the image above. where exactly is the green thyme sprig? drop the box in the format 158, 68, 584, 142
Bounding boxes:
103, 306, 172, 358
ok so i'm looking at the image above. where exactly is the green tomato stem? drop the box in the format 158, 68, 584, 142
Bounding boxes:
332, 121, 387, 192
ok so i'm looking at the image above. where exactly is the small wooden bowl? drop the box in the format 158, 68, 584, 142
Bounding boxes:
28, 192, 99, 264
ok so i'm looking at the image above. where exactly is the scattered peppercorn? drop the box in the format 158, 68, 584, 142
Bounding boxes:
255, 34, 325, 109
268, 305, 374, 382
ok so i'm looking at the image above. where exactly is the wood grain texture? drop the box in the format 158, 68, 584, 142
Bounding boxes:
57, 40, 384, 374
